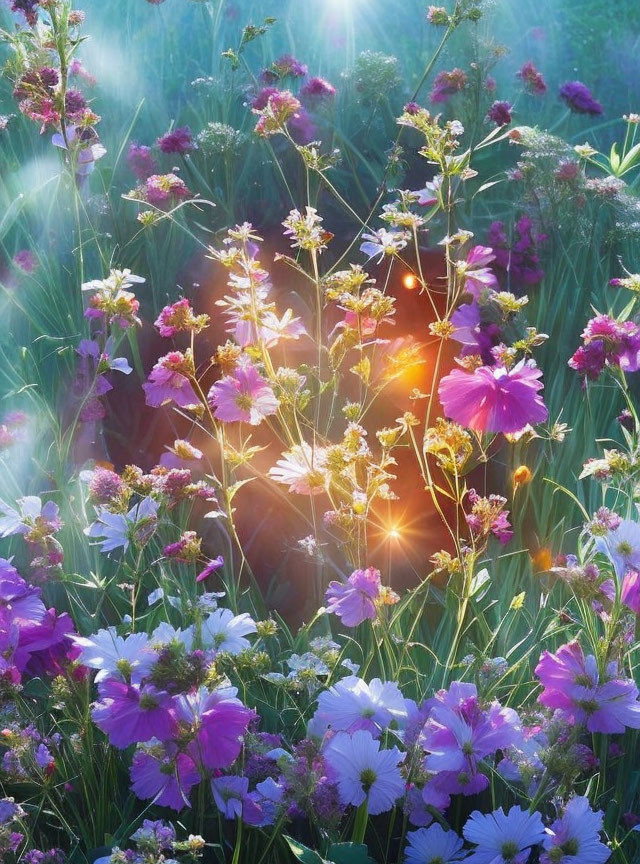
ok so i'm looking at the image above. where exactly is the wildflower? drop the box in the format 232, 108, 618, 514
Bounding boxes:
196, 556, 225, 583
540, 796, 610, 864
71, 628, 156, 684
568, 315, 640, 380
323, 729, 405, 815
13, 249, 37, 273
622, 570, 640, 615
157, 125, 196, 154
535, 640, 640, 732
517, 61, 547, 95
174, 686, 255, 770
11, 0, 40, 25
405, 824, 467, 863
420, 681, 522, 798
201, 608, 257, 655
261, 55, 308, 83
488, 218, 546, 286
466, 489, 513, 545
85, 467, 128, 509
427, 6, 450, 25
143, 352, 199, 408
430, 68, 467, 104
254, 90, 302, 136
268, 442, 329, 495
559, 81, 603, 115
311, 676, 407, 737
83, 269, 144, 328
438, 360, 548, 434
325, 567, 382, 627
85, 496, 158, 553
463, 805, 546, 863
208, 357, 279, 425
595, 519, 640, 577
360, 228, 409, 263
0, 558, 45, 623
424, 419, 473, 473
300, 77, 336, 103
130, 743, 200, 810
154, 298, 209, 337
513, 465, 532, 487
92, 681, 176, 748
487, 101, 512, 126
211, 775, 260, 820
457, 246, 499, 296
52, 125, 106, 176
132, 173, 192, 208
282, 207, 332, 252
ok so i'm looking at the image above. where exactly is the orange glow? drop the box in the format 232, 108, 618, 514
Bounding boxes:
531, 547, 553, 573
403, 273, 417, 290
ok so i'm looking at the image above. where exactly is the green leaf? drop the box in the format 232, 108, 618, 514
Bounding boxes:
609, 142, 621, 174
284, 836, 327, 864
327, 843, 376, 864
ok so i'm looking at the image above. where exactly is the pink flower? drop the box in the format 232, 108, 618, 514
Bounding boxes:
325, 567, 382, 627
130, 745, 200, 810
127, 142, 157, 180
622, 569, 640, 614
535, 640, 640, 733
143, 352, 199, 408
517, 61, 547, 95
438, 361, 548, 434
175, 686, 255, 771
461, 245, 498, 296
157, 125, 196, 154
196, 556, 224, 583
207, 358, 278, 425
300, 77, 336, 103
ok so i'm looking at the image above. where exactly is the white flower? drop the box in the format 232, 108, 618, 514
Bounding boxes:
311, 676, 408, 737
201, 608, 257, 655
71, 627, 157, 684
268, 443, 329, 495
151, 622, 195, 652
324, 729, 405, 815
85, 496, 158, 553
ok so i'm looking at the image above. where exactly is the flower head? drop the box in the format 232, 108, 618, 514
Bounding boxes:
439, 361, 548, 434
311, 676, 407, 737
560, 81, 603, 115
325, 567, 382, 626
540, 796, 610, 864
324, 729, 405, 815
405, 824, 467, 863
268, 442, 329, 495
208, 357, 279, 425
464, 805, 545, 863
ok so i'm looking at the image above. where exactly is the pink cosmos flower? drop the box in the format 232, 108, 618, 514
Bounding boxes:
92, 680, 176, 748
325, 567, 382, 627
143, 352, 199, 408
130, 744, 200, 810
420, 682, 522, 802
438, 360, 548, 434
460, 245, 499, 296
535, 640, 640, 733
207, 358, 278, 425
175, 686, 255, 771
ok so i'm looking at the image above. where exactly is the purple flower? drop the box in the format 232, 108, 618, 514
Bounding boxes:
325, 567, 382, 626
130, 743, 200, 810
0, 558, 46, 623
157, 125, 196, 154
211, 775, 263, 823
207, 357, 279, 425
569, 316, 640, 381
175, 686, 255, 771
430, 68, 467, 103
300, 77, 336, 103
196, 556, 225, 583
486, 100, 512, 126
127, 142, 157, 179
535, 640, 640, 733
540, 796, 610, 864
405, 824, 467, 863
420, 681, 522, 800
92, 680, 176, 748
595, 518, 640, 577
143, 352, 199, 408
517, 61, 547, 95
560, 81, 603, 115
439, 360, 548, 434
324, 729, 404, 815
622, 569, 640, 615
463, 805, 546, 863
488, 218, 546, 286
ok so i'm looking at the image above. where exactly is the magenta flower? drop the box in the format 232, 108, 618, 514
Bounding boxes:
127, 142, 157, 180
143, 352, 199, 408
157, 125, 196, 154
486, 100, 512, 126
559, 80, 603, 115
325, 567, 382, 627
92, 680, 176, 748
154, 297, 209, 337
420, 682, 522, 800
461, 245, 499, 296
196, 555, 224, 583
430, 68, 467, 103
622, 570, 640, 614
535, 640, 640, 733
517, 61, 547, 95
0, 558, 46, 624
569, 315, 640, 381
175, 686, 255, 771
439, 360, 548, 434
207, 357, 278, 425
130, 744, 200, 810
300, 76, 336, 103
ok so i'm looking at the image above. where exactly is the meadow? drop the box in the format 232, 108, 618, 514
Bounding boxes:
1, 1, 640, 862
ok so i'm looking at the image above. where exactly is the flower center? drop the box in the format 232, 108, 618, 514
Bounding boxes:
235, 393, 254, 412
360, 768, 377, 792
500, 841, 519, 861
